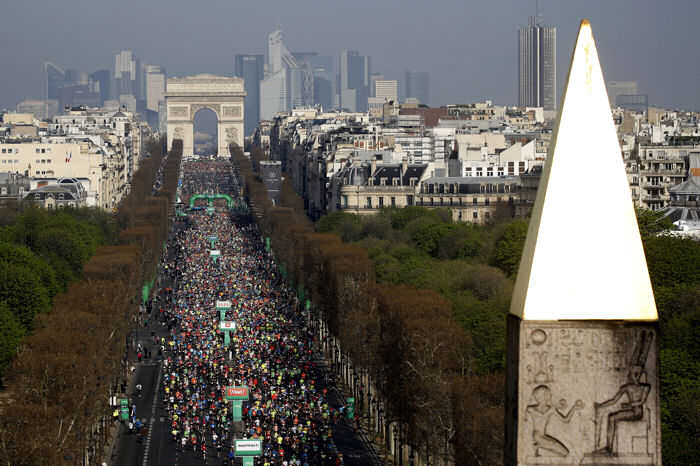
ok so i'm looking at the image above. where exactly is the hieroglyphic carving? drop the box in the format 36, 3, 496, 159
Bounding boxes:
222, 105, 241, 118
590, 330, 653, 457
526, 385, 583, 457
169, 106, 188, 118
515, 322, 660, 464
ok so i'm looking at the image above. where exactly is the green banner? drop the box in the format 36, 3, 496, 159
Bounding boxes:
347, 397, 355, 419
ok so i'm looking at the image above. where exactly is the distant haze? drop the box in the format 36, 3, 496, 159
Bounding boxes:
1, 0, 698, 110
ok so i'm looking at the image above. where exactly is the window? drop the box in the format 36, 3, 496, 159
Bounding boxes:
342, 195, 348, 207
47, 159, 51, 163
41, 149, 45, 154
36, 149, 40, 153
1, 149, 5, 153
485, 198, 490, 206
41, 159, 46, 164
390, 197, 396, 206
473, 197, 478, 205
473, 211, 478, 219
485, 211, 490, 219
366, 197, 372, 208
407, 195, 414, 206
378, 197, 384, 207
36, 159, 40, 163
46, 148, 51, 153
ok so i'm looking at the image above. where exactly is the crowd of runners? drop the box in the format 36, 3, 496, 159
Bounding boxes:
151, 158, 345, 465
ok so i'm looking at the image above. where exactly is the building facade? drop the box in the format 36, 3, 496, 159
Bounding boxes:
404, 71, 429, 106
518, 16, 556, 111
235, 54, 264, 137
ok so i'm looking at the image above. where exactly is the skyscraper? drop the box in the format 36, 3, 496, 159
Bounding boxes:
607, 80, 638, 107
44, 62, 65, 101
260, 28, 300, 120
339, 50, 370, 112
114, 50, 137, 99
235, 54, 264, 136
89, 69, 111, 105
308, 55, 334, 110
405, 71, 429, 106
375, 80, 398, 101
144, 65, 166, 112
518, 16, 556, 111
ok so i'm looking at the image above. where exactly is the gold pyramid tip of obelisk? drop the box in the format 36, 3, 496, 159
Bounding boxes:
510, 20, 658, 321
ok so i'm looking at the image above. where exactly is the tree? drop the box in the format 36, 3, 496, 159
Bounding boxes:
0, 262, 50, 330
643, 235, 700, 288
0, 301, 24, 381
491, 219, 528, 277
635, 206, 674, 238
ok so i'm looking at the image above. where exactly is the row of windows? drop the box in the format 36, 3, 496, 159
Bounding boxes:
35, 159, 52, 164
1, 148, 52, 154
1, 160, 19, 164
364, 196, 398, 208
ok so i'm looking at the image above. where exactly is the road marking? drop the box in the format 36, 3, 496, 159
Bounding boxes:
142, 363, 162, 466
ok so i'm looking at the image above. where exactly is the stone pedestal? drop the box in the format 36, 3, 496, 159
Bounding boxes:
506, 315, 661, 465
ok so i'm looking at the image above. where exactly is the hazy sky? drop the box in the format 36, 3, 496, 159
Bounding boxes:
1, 0, 698, 110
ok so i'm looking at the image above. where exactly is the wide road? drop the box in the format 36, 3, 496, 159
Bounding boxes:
111, 158, 381, 466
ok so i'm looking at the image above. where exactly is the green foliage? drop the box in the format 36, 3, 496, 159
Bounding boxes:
635, 206, 674, 238
643, 235, 700, 288
0, 205, 116, 380
0, 302, 24, 381
0, 243, 60, 298
491, 219, 528, 277
659, 347, 700, 464
0, 262, 50, 330
380, 206, 437, 230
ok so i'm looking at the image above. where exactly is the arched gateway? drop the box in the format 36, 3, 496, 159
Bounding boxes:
165, 74, 245, 156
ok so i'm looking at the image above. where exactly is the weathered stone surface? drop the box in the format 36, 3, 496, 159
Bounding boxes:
165, 74, 246, 156
506, 316, 661, 465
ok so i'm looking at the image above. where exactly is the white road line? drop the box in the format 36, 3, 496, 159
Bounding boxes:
142, 363, 162, 466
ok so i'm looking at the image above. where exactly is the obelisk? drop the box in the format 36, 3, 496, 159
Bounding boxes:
505, 20, 661, 465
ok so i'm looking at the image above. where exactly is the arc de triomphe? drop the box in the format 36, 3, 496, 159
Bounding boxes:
165, 74, 245, 156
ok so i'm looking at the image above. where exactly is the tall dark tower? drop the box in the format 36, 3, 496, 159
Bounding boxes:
235, 54, 264, 137
518, 16, 556, 111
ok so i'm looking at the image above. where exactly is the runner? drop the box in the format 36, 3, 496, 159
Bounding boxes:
154, 159, 344, 464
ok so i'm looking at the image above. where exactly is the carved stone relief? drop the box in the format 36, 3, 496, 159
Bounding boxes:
511, 321, 660, 465
169, 106, 188, 118
173, 127, 184, 139
190, 104, 220, 117
225, 127, 238, 145
222, 105, 241, 118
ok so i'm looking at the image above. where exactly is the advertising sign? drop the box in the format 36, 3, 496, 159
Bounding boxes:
210, 249, 220, 257
235, 439, 262, 457
219, 321, 236, 331
216, 300, 232, 310
226, 386, 249, 400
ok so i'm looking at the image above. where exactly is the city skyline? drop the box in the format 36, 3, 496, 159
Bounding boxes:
1, 0, 699, 111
